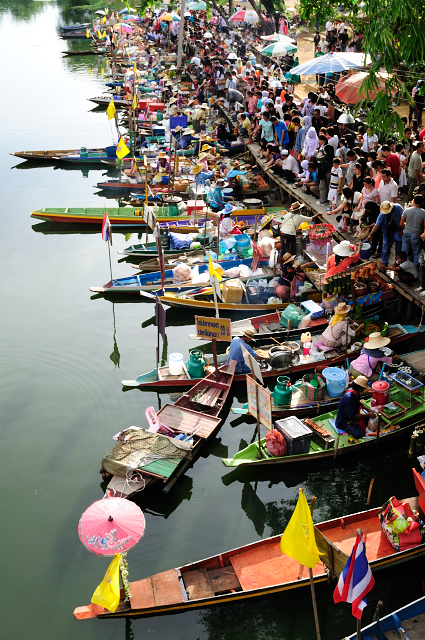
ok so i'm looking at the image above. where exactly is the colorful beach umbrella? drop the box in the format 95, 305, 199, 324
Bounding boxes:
230, 9, 265, 23
78, 498, 146, 556
159, 13, 174, 21
335, 71, 394, 104
261, 33, 296, 44
171, 13, 181, 20
290, 52, 371, 76
260, 41, 297, 57
187, 1, 207, 9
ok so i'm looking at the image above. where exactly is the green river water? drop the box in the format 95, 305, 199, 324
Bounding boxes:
1, 2, 425, 639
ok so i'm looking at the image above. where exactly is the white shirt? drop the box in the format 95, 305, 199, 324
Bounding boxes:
325, 20, 333, 32
191, 56, 201, 66
378, 179, 398, 203
328, 135, 339, 152
281, 155, 299, 173
361, 133, 378, 153
280, 212, 313, 236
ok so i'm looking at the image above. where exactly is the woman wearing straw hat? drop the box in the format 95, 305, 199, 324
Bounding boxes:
335, 375, 376, 439
349, 332, 395, 382
155, 151, 170, 173
320, 302, 359, 350
324, 240, 361, 282
219, 202, 242, 238
191, 163, 215, 187
209, 178, 233, 213
275, 252, 316, 301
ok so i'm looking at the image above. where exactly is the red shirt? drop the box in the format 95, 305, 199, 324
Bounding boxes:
419, 129, 425, 141
385, 153, 401, 178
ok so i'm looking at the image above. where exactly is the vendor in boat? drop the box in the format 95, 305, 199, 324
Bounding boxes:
349, 331, 394, 382
226, 329, 258, 374
335, 375, 376, 439
156, 151, 170, 173
191, 163, 216, 187
275, 252, 315, 301
279, 202, 319, 255
219, 203, 242, 238
324, 241, 361, 282
320, 302, 360, 350
210, 178, 234, 213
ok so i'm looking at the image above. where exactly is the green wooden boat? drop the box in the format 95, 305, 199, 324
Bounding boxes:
222, 375, 425, 468
30, 207, 202, 227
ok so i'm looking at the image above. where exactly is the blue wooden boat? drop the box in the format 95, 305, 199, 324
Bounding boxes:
89, 257, 270, 294
60, 24, 90, 31
344, 595, 425, 639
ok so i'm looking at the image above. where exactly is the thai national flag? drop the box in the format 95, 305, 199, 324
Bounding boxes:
333, 532, 375, 619
101, 211, 112, 244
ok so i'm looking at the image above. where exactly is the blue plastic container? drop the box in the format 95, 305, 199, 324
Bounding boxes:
235, 234, 250, 248
105, 145, 117, 158
360, 242, 371, 259
322, 367, 347, 398
162, 175, 169, 185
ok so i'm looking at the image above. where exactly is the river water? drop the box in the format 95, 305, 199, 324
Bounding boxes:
2, 3, 425, 639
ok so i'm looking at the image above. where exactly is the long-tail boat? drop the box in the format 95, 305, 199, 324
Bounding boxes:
10, 148, 106, 162
122, 323, 416, 389
100, 361, 236, 499
73, 469, 425, 620
90, 258, 271, 294
344, 594, 425, 639
223, 367, 425, 468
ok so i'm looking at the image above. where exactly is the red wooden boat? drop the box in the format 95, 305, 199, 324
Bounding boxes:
102, 361, 236, 497
74, 469, 425, 620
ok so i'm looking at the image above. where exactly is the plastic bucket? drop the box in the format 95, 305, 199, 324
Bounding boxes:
322, 367, 348, 398
169, 353, 184, 376
360, 242, 371, 260
372, 380, 389, 405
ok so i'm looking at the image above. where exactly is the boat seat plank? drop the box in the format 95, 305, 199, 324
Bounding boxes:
138, 458, 181, 478
324, 518, 395, 561
129, 578, 156, 610
400, 612, 425, 639
157, 404, 221, 438
209, 381, 230, 391
208, 566, 241, 592
158, 366, 190, 381
230, 541, 326, 590
151, 569, 185, 606
182, 569, 215, 600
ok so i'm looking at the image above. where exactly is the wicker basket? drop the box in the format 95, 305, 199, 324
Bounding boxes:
222, 279, 244, 303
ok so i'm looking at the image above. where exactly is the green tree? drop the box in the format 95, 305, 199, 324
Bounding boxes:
299, 0, 425, 135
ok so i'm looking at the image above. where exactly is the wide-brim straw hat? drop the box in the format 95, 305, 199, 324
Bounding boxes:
174, 126, 183, 133
354, 375, 369, 389
289, 201, 305, 212
380, 201, 394, 214
281, 252, 295, 265
198, 152, 208, 161
333, 240, 356, 257
201, 144, 211, 151
242, 329, 256, 341
214, 179, 226, 188
158, 151, 168, 158
191, 164, 203, 175
200, 103, 209, 109
363, 332, 391, 350
334, 302, 351, 315
169, 98, 177, 104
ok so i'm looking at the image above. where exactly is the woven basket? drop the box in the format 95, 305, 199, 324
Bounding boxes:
300, 372, 326, 402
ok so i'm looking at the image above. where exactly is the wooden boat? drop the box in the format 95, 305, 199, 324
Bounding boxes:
344, 594, 425, 639
100, 361, 235, 500
10, 148, 106, 162
402, 349, 425, 376
30, 207, 211, 227
122, 323, 416, 389
156, 286, 323, 313
60, 23, 90, 31
135, 249, 209, 272
73, 468, 425, 620
90, 258, 270, 294
62, 50, 102, 56
88, 96, 131, 107
223, 368, 425, 468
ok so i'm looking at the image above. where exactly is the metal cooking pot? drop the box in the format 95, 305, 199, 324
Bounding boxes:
269, 347, 293, 370
281, 341, 301, 354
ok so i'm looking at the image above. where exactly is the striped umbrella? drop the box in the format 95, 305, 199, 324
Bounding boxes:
261, 33, 296, 44
290, 52, 371, 76
261, 41, 297, 57
230, 9, 265, 23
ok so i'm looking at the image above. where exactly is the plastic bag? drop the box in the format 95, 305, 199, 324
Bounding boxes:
172, 263, 192, 283
265, 429, 287, 457
258, 236, 275, 257
280, 303, 304, 328
170, 232, 193, 250
239, 264, 252, 277
366, 408, 379, 434
191, 272, 211, 284
224, 267, 241, 278
269, 248, 279, 268
298, 312, 312, 329
379, 497, 425, 551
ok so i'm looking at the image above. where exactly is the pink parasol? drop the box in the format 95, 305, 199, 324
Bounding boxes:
335, 71, 395, 104
78, 498, 146, 556
230, 9, 266, 23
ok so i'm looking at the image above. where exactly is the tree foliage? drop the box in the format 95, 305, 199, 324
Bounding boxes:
299, 0, 425, 135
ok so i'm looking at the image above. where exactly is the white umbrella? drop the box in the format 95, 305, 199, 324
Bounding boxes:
290, 52, 371, 76
95, 10, 106, 15
261, 33, 296, 45
203, 31, 213, 38
184, 11, 192, 16
227, 52, 238, 60
270, 79, 282, 88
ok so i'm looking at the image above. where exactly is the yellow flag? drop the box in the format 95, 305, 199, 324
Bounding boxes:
134, 61, 137, 76
106, 100, 116, 120
91, 554, 121, 613
280, 488, 321, 569
97, 30, 102, 38
86, 28, 90, 38
133, 93, 138, 110
101, 16, 106, 24
103, 31, 107, 38
116, 136, 130, 159
208, 253, 222, 282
